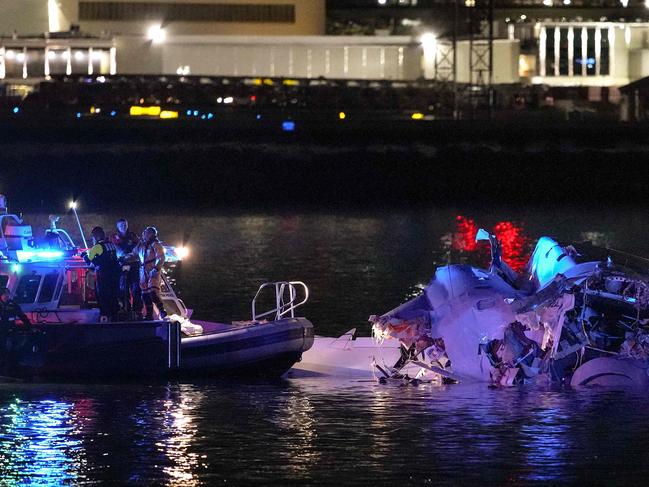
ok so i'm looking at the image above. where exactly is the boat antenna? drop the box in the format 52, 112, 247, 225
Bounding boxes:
69, 200, 88, 248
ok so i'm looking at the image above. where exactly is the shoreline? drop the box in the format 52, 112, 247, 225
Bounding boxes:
1, 118, 647, 212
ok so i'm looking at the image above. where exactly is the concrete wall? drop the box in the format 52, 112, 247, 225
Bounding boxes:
116, 35, 422, 80
628, 50, 648, 81
78, 0, 325, 37
493, 40, 519, 84
114, 35, 163, 74
0, 0, 49, 35
612, 27, 629, 82
0, 0, 78, 34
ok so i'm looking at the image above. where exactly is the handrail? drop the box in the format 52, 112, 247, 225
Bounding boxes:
48, 228, 78, 250
252, 281, 309, 321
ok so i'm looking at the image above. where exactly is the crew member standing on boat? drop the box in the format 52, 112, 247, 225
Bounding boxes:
112, 218, 142, 315
0, 287, 33, 371
0, 287, 31, 331
82, 226, 121, 321
129, 226, 167, 320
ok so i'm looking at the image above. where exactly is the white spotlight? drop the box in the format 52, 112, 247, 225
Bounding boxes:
175, 246, 190, 260
147, 25, 166, 44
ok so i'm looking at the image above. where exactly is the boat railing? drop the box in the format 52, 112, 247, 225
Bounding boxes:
48, 228, 78, 250
252, 281, 309, 322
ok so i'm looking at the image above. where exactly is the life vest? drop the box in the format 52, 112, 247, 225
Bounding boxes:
136, 238, 165, 273
85, 240, 120, 275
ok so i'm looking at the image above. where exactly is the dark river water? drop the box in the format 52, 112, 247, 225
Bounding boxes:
2, 205, 649, 485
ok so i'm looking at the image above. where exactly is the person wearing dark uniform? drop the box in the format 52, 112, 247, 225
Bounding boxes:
82, 226, 121, 321
112, 218, 142, 315
0, 287, 33, 372
0, 287, 31, 331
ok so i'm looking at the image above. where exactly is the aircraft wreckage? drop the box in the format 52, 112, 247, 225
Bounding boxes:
370, 230, 649, 387
292, 229, 649, 388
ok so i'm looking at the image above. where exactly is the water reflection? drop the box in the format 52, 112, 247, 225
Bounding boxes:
519, 394, 572, 482
0, 397, 85, 485
126, 384, 205, 485
266, 386, 320, 478
0, 381, 648, 484
156, 385, 204, 485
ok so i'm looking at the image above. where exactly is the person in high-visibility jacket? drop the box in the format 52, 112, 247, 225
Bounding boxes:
82, 226, 121, 321
129, 226, 167, 320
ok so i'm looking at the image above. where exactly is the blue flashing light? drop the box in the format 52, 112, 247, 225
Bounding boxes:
193, 110, 199, 117
16, 250, 65, 263
12, 106, 19, 114
110, 110, 117, 117
282, 120, 295, 132
76, 112, 81, 118
11, 263, 21, 273
207, 113, 214, 119
186, 110, 192, 116
256, 114, 262, 120
201, 114, 206, 120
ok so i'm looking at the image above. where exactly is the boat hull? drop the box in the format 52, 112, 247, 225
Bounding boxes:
0, 318, 314, 381
179, 317, 314, 377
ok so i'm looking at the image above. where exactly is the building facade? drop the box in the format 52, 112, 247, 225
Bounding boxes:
0, 0, 325, 37
1, 0, 649, 90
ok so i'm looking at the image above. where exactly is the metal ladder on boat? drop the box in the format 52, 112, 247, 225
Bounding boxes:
251, 281, 309, 321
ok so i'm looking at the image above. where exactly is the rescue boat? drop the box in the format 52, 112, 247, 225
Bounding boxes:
0, 202, 314, 381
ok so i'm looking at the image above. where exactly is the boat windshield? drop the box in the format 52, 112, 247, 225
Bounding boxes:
37, 272, 60, 303
14, 274, 42, 304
